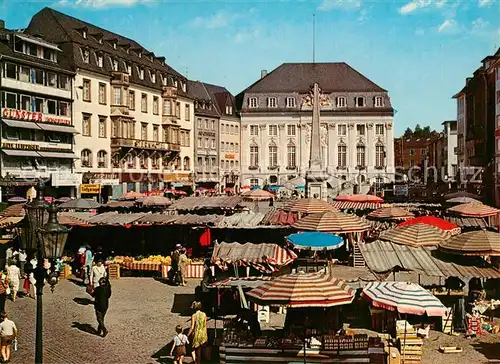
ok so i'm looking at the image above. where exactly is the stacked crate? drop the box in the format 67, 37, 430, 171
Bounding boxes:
107, 264, 120, 280
397, 322, 422, 364
59, 264, 71, 279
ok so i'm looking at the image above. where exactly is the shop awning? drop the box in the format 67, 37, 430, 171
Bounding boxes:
3, 119, 42, 130
36, 123, 79, 134
36, 151, 78, 159
2, 149, 40, 157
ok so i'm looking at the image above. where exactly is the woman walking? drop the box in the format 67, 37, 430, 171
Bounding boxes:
0, 312, 17, 363
187, 301, 207, 364
178, 249, 188, 286
6, 264, 20, 302
0, 273, 8, 312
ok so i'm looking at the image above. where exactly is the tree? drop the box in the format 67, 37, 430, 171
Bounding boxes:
403, 127, 413, 138
414, 124, 423, 137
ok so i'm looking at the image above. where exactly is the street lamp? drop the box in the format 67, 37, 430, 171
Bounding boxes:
23, 180, 70, 364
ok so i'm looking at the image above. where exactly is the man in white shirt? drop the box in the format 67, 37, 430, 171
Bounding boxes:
91, 260, 107, 288
18, 249, 27, 275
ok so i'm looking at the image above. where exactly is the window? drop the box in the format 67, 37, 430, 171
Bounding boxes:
205, 138, 209, 148
287, 124, 296, 136
163, 100, 172, 116
355, 97, 365, 107
250, 178, 259, 187
20, 95, 31, 111
153, 125, 159, 141
338, 124, 347, 136
410, 159, 415, 167
230, 143, 234, 152
151, 73, 156, 83
127, 64, 132, 76
82, 79, 91, 101
99, 117, 106, 138
185, 104, 190, 121
221, 124, 225, 134
357, 124, 365, 136
47, 72, 57, 87
267, 97, 277, 108
141, 93, 147, 112
250, 144, 259, 167
374, 96, 383, 107
248, 97, 258, 108
376, 144, 385, 168
226, 105, 232, 114
211, 139, 216, 149
221, 142, 225, 152
34, 98, 43, 112
59, 74, 70, 90
336, 97, 346, 108
375, 124, 384, 135
139, 68, 144, 80
204, 119, 209, 129
28, 44, 38, 57
356, 144, 366, 167
113, 87, 122, 105
34, 69, 44, 85
410, 149, 415, 156
5, 63, 16, 79
98, 54, 103, 68
82, 30, 87, 39
286, 97, 296, 108
153, 97, 159, 115
5, 93, 16, 108
82, 48, 90, 63
421, 148, 427, 155
269, 144, 277, 167
211, 120, 215, 130
19, 66, 30, 82
98, 83, 106, 104
183, 157, 190, 170
46, 99, 57, 115
129, 90, 135, 110
287, 144, 296, 168
112, 59, 118, 71
141, 123, 147, 140
176, 102, 181, 117
59, 101, 70, 117
81, 149, 92, 167
250, 125, 259, 136
235, 142, 239, 151
269, 125, 278, 136
338, 144, 347, 167
43, 49, 54, 61
97, 150, 107, 168
82, 114, 91, 136
197, 138, 202, 148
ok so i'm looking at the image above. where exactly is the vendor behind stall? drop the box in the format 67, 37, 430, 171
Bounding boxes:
235, 308, 261, 338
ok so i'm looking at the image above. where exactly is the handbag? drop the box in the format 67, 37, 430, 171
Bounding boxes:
6, 287, 10, 296
86, 285, 94, 296
13, 338, 18, 352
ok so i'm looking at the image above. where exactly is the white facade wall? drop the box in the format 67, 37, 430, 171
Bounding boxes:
219, 116, 240, 188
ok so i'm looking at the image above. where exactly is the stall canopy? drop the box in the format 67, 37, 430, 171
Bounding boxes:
286, 232, 344, 251
447, 203, 500, 217
379, 223, 449, 248
367, 207, 414, 221
439, 230, 500, 256
331, 201, 381, 210
292, 211, 371, 233
286, 198, 337, 214
241, 189, 274, 201
246, 272, 355, 308
136, 195, 171, 207
211, 242, 297, 273
446, 197, 481, 204
399, 216, 461, 235
59, 198, 101, 210
169, 196, 243, 211
362, 281, 448, 316
334, 194, 384, 203
119, 191, 145, 200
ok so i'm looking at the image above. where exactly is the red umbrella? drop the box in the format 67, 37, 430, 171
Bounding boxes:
207, 188, 216, 193
335, 194, 384, 203
175, 190, 187, 196
241, 185, 251, 190
398, 216, 461, 235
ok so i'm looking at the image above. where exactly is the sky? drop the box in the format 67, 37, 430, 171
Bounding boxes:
1, 0, 499, 136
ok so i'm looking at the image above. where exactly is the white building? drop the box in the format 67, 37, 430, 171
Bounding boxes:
0, 24, 80, 199
27, 8, 194, 200
441, 120, 458, 179
237, 63, 395, 193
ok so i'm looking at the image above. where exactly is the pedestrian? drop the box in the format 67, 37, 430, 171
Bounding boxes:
6, 263, 20, 302
91, 259, 107, 290
0, 273, 8, 312
170, 324, 189, 364
17, 249, 26, 277
170, 245, 181, 286
0, 312, 17, 363
27, 263, 36, 299
4, 247, 13, 268
84, 245, 93, 285
187, 301, 208, 364
92, 277, 111, 337
94, 246, 105, 263
178, 249, 188, 286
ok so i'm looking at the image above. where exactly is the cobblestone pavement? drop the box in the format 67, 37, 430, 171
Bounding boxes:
7, 278, 209, 364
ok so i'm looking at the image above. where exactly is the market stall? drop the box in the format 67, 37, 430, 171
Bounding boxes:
110, 255, 205, 278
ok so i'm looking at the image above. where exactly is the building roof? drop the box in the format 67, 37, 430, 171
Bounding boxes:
187, 80, 237, 118
241, 62, 387, 94
26, 7, 187, 94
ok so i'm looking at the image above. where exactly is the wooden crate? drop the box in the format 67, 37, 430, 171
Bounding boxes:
59, 264, 71, 279
108, 264, 120, 279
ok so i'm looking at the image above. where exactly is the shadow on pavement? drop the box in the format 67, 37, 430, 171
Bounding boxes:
68, 278, 86, 287
73, 297, 94, 306
171, 293, 196, 316
471, 342, 500, 361
71, 322, 97, 335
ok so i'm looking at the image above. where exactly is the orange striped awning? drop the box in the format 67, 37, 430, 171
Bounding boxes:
439, 230, 500, 256
331, 201, 381, 210
379, 223, 449, 248
241, 189, 274, 201
293, 211, 371, 233
367, 207, 414, 220
246, 272, 355, 308
286, 198, 337, 214
447, 203, 500, 217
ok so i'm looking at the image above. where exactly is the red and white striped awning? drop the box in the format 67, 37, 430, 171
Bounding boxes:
211, 242, 297, 273
246, 272, 355, 308
331, 201, 381, 210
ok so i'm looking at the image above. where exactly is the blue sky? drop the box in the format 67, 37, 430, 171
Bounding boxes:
1, 0, 499, 136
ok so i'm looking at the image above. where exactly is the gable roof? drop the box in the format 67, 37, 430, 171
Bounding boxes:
26, 7, 186, 93
187, 80, 236, 118
241, 62, 387, 94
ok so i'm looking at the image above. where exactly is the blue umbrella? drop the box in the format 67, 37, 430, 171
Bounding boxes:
267, 185, 281, 191
251, 185, 261, 190
296, 185, 305, 190
286, 232, 344, 251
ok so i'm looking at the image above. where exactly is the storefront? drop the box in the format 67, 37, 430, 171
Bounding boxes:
80, 183, 101, 201
83, 172, 121, 202
163, 172, 194, 193
120, 172, 168, 195
51, 172, 82, 198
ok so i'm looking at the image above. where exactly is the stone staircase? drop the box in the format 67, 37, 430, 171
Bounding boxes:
350, 241, 366, 268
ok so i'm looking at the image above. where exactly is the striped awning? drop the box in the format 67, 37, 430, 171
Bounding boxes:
292, 211, 371, 233
447, 203, 500, 217
331, 201, 381, 210
241, 189, 274, 201
367, 207, 414, 220
379, 223, 449, 247
119, 191, 146, 200
335, 194, 384, 203
439, 230, 500, 256
246, 272, 355, 308
286, 198, 337, 214
211, 242, 297, 273
0, 216, 23, 227
362, 281, 448, 316
399, 216, 461, 235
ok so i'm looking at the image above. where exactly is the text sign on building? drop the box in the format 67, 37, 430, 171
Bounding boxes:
80, 184, 101, 194
52, 172, 82, 187
2, 108, 71, 126
225, 154, 235, 159
1, 143, 72, 153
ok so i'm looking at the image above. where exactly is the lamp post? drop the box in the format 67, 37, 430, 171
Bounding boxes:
23, 180, 70, 364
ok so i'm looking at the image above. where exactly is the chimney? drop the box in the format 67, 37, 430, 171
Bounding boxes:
0, 20, 4, 29
260, 70, 267, 79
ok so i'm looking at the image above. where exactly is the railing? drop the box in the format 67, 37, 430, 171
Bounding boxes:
110, 137, 180, 152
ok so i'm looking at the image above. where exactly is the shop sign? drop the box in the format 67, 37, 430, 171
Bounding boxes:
1, 143, 72, 153
85, 172, 119, 180
2, 108, 71, 126
394, 185, 409, 196
225, 154, 235, 159
199, 131, 215, 137
89, 179, 120, 186
163, 173, 192, 183
52, 172, 82, 187
80, 184, 101, 194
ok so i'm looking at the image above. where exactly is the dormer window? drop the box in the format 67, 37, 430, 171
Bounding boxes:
127, 64, 132, 76
174, 80, 178, 87
82, 30, 87, 39
267, 97, 277, 108
249, 97, 258, 108
374, 96, 384, 107
138, 52, 142, 58
151, 72, 156, 83
112, 59, 118, 71
336, 96, 346, 108
82, 48, 90, 63
286, 97, 296, 108
139, 68, 144, 80
355, 96, 365, 107
226, 106, 232, 114
182, 83, 186, 92
97, 54, 103, 67
113, 42, 117, 49
162, 75, 167, 86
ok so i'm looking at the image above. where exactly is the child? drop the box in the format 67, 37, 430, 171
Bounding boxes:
170, 324, 189, 364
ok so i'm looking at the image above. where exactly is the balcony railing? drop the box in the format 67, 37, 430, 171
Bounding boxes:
111, 137, 180, 152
